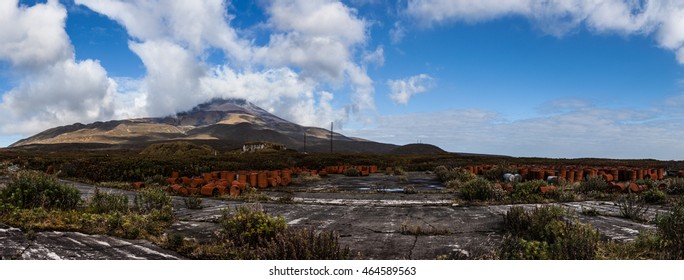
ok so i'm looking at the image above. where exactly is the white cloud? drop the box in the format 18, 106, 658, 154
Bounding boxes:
0, 0, 71, 69
405, 0, 684, 63
345, 100, 684, 159
255, 0, 377, 112
0, 59, 117, 134
0, 0, 119, 136
387, 74, 434, 104
74, 0, 251, 62
389, 21, 406, 44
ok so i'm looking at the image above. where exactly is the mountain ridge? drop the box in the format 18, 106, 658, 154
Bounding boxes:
9, 98, 399, 153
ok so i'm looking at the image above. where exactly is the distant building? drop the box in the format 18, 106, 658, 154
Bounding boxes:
242, 141, 286, 152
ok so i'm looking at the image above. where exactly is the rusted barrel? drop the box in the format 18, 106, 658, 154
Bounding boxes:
257, 172, 268, 188
575, 170, 584, 182
602, 174, 613, 182
658, 168, 665, 180
628, 182, 640, 193
237, 174, 247, 185
568, 171, 576, 182
175, 185, 188, 195
46, 165, 54, 175
190, 178, 205, 188
181, 177, 192, 186
171, 171, 180, 178
628, 170, 637, 181
200, 183, 217, 196
249, 172, 258, 187
133, 182, 145, 189
188, 187, 199, 195
370, 166, 378, 173
268, 177, 278, 188
610, 182, 626, 192
202, 173, 212, 182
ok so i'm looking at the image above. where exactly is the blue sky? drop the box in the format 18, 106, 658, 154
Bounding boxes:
2, 0, 684, 159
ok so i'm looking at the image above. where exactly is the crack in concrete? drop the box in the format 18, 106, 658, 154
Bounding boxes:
407, 236, 418, 260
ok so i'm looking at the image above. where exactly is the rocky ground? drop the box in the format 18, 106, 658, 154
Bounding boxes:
0, 172, 667, 259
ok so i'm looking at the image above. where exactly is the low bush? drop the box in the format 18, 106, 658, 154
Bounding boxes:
403, 186, 417, 194
510, 180, 546, 203
655, 200, 684, 259
393, 167, 407, 176
666, 178, 684, 195
193, 204, 352, 260
183, 196, 203, 209
133, 186, 172, 214
616, 193, 649, 221
254, 227, 351, 260
459, 177, 503, 201
578, 176, 608, 194
218, 204, 287, 248
0, 170, 81, 210
87, 188, 129, 214
642, 189, 666, 204
344, 168, 360, 177
434, 166, 475, 184
500, 206, 600, 260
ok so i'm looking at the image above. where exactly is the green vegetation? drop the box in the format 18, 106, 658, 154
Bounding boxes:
140, 141, 216, 156
0, 172, 174, 240
510, 180, 546, 203
666, 178, 684, 195
616, 193, 649, 221
654, 200, 684, 259
0, 170, 81, 210
459, 177, 504, 201
344, 167, 360, 177
183, 196, 203, 209
174, 204, 351, 259
86, 188, 129, 214
578, 175, 608, 194
642, 189, 667, 204
500, 206, 600, 260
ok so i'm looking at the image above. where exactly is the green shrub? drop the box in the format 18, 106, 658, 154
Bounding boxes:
393, 167, 407, 176
183, 196, 203, 209
133, 186, 172, 214
666, 178, 684, 195
87, 188, 129, 214
510, 180, 546, 203
616, 193, 649, 221
0, 170, 81, 210
578, 175, 608, 194
434, 166, 475, 183
459, 177, 502, 201
655, 200, 684, 259
403, 186, 417, 194
500, 206, 599, 260
254, 227, 351, 260
642, 189, 666, 204
218, 204, 287, 248
344, 168, 360, 177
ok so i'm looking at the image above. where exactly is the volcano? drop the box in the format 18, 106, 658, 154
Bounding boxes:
9, 98, 398, 153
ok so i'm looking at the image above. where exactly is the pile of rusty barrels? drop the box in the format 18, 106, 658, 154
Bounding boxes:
163, 165, 381, 197
165, 169, 293, 198
466, 164, 679, 194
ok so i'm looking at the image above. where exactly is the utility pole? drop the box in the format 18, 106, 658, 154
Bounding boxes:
330, 122, 333, 153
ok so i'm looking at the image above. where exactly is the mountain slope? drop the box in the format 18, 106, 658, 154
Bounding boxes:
9, 98, 398, 153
